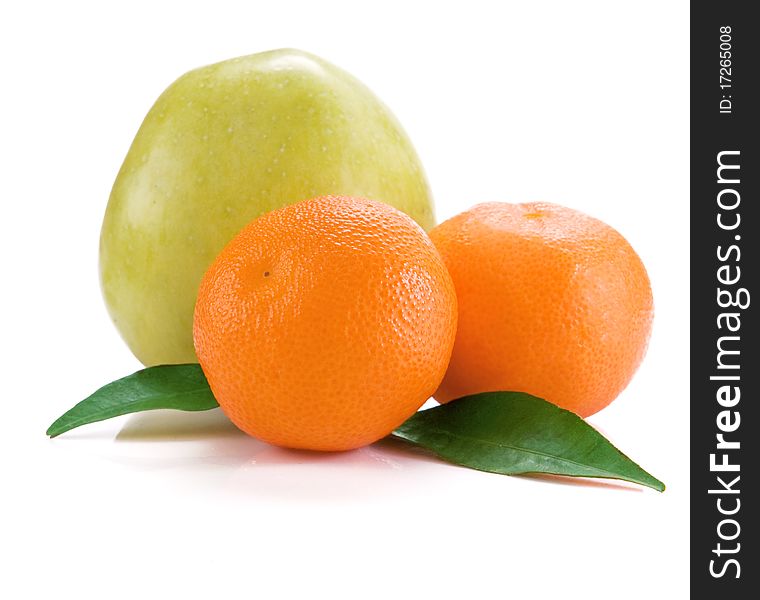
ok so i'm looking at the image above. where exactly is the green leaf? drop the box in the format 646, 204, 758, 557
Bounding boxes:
393, 391, 665, 492
47, 364, 219, 437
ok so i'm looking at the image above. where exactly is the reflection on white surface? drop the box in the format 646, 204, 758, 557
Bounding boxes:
43, 409, 645, 504
61, 409, 450, 503
117, 408, 241, 441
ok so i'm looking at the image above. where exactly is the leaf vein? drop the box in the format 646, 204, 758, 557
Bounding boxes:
401, 424, 624, 478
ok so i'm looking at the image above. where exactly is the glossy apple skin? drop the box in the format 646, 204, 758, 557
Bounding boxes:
100, 49, 435, 366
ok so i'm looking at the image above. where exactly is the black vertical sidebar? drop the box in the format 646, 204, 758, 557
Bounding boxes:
691, 2, 758, 597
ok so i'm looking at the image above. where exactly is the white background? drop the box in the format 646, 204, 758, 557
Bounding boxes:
1, 1, 689, 598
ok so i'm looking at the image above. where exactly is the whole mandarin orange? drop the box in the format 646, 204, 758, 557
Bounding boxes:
193, 196, 457, 451
429, 202, 653, 417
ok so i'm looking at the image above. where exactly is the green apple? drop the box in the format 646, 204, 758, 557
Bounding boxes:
100, 49, 435, 366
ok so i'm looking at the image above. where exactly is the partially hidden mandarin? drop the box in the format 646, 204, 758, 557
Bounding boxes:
430, 202, 653, 417
193, 196, 457, 451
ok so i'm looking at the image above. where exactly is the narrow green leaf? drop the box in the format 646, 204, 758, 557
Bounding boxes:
47, 364, 219, 437
393, 391, 665, 492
